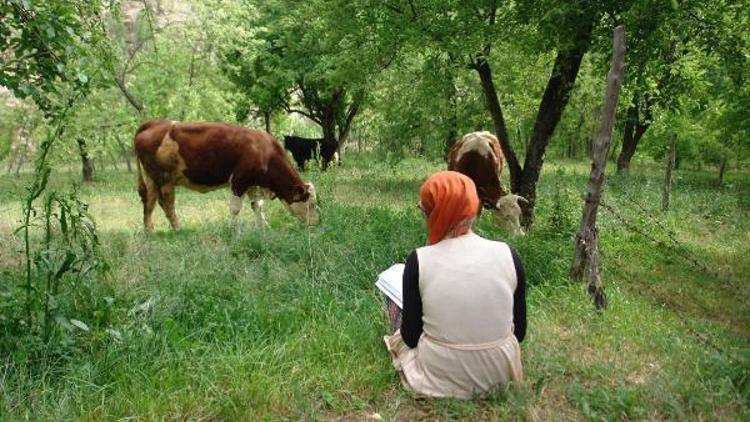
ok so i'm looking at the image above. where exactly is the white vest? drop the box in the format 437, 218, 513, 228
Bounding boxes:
417, 232, 518, 345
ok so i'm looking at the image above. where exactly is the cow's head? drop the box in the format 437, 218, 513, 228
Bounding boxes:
283, 182, 320, 226
492, 194, 528, 236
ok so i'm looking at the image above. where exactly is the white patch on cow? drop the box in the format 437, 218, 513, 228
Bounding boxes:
456, 131, 497, 163
229, 193, 243, 216
226, 173, 244, 236
155, 133, 180, 169
247, 186, 271, 228
283, 182, 320, 226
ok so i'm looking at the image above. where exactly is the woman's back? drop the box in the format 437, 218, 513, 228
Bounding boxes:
418, 233, 517, 345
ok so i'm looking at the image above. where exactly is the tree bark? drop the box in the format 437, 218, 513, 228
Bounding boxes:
617, 102, 638, 174
473, 57, 521, 188
718, 151, 727, 185
14, 146, 27, 176
571, 25, 626, 311
263, 110, 271, 133
113, 135, 133, 173
337, 100, 360, 154
518, 19, 595, 227
662, 135, 676, 211
6, 139, 17, 175
114, 77, 144, 114
617, 93, 652, 174
321, 108, 337, 144
77, 138, 94, 182
444, 86, 458, 161
320, 99, 338, 168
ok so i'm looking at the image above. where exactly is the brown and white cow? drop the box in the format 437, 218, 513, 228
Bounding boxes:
134, 120, 319, 232
448, 131, 527, 236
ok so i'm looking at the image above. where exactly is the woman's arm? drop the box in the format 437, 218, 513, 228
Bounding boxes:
401, 250, 423, 348
510, 248, 527, 343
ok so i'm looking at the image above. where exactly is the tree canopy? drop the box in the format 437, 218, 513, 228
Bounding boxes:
0, 0, 747, 200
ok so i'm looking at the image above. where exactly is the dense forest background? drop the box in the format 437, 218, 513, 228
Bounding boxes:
2, 0, 748, 182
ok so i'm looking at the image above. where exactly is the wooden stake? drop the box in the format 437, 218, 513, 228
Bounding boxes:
571, 25, 626, 310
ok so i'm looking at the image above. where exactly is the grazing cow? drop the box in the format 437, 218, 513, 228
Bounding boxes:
135, 120, 320, 233
283, 135, 339, 171
283, 135, 320, 171
319, 137, 339, 170
448, 131, 527, 236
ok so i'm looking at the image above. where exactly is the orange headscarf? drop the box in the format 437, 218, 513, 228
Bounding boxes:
420, 171, 480, 245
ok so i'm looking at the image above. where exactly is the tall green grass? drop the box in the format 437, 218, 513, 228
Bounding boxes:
0, 156, 748, 420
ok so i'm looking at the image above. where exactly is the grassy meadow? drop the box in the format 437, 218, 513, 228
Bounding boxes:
0, 155, 748, 420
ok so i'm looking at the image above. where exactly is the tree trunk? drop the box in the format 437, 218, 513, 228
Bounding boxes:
718, 152, 728, 185
443, 78, 459, 161
263, 110, 271, 133
115, 135, 133, 173
322, 112, 337, 143
110, 151, 119, 171
518, 19, 595, 228
357, 128, 363, 153
114, 77, 145, 113
617, 103, 638, 174
571, 25, 626, 311
6, 144, 16, 175
77, 138, 94, 182
321, 107, 337, 170
14, 147, 26, 176
617, 93, 652, 174
473, 57, 521, 188
662, 135, 676, 211
14, 138, 30, 176
337, 100, 361, 155
124, 152, 133, 173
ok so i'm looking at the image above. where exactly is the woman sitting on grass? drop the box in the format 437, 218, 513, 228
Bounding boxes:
384, 171, 527, 399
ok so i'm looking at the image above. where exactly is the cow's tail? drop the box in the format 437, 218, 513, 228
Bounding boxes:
136, 153, 148, 204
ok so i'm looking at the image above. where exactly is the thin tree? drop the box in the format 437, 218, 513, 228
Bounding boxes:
571, 26, 626, 310
662, 135, 677, 211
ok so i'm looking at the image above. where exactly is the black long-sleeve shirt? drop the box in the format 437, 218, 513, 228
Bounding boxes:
400, 247, 527, 348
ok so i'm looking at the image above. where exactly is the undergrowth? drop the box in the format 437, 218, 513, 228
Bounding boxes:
0, 156, 747, 420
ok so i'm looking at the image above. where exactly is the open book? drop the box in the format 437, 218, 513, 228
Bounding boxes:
375, 263, 405, 308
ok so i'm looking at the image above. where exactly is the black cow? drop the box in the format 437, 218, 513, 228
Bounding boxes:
319, 138, 339, 170
284, 135, 340, 171
284, 136, 320, 171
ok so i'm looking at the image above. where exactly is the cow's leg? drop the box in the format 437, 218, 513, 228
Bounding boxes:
248, 186, 270, 228
227, 174, 248, 235
139, 176, 158, 233
158, 183, 180, 230
227, 191, 246, 236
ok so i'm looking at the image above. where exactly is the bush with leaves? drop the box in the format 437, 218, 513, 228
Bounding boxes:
1, 111, 110, 362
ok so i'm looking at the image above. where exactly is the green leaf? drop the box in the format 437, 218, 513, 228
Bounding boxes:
70, 319, 90, 331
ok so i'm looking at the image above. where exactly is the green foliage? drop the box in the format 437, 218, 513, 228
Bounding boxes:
0, 0, 105, 114
2, 108, 108, 362
212, 0, 369, 139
